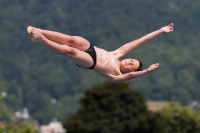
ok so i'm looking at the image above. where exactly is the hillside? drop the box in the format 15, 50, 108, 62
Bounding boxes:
0, 0, 200, 123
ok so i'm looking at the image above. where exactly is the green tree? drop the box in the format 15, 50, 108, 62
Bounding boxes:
157, 102, 200, 133
63, 81, 164, 133
0, 123, 39, 133
0, 96, 3, 117
0, 98, 38, 133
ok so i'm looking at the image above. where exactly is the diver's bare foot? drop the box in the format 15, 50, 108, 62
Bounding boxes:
27, 26, 44, 42
27, 26, 37, 34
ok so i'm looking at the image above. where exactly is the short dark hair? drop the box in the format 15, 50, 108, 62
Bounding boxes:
136, 59, 142, 71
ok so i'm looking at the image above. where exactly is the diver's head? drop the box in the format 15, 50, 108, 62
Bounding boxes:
119, 58, 142, 73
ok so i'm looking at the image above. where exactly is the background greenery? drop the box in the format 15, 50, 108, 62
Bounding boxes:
63, 81, 200, 133
0, 0, 200, 124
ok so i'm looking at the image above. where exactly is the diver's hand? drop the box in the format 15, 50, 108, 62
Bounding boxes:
161, 23, 174, 33
147, 63, 159, 72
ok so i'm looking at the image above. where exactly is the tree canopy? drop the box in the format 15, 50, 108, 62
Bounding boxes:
63, 82, 200, 133
63, 81, 164, 133
157, 103, 200, 133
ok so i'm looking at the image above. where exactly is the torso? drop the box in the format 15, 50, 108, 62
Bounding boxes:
93, 46, 122, 79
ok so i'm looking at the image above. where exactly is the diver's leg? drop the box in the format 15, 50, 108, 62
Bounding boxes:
27, 28, 93, 67
27, 26, 90, 51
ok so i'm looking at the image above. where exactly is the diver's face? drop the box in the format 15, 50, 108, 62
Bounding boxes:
120, 59, 140, 73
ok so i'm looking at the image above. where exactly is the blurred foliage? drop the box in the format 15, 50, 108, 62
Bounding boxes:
0, 123, 39, 133
0, 0, 200, 123
156, 102, 200, 133
63, 82, 200, 133
63, 81, 165, 133
0, 97, 2, 117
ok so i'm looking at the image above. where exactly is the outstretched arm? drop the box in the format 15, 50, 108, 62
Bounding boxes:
113, 23, 174, 58
112, 63, 159, 82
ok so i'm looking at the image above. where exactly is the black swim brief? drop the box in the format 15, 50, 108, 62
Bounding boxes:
76, 44, 97, 69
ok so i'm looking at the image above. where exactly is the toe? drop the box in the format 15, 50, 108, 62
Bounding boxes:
27, 26, 33, 34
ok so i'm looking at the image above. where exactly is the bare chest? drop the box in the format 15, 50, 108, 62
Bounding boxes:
94, 48, 121, 76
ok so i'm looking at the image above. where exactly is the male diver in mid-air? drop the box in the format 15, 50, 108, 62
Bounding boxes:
27, 23, 174, 82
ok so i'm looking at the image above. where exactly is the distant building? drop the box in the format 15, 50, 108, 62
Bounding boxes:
0, 121, 5, 128
1, 92, 7, 98
40, 121, 66, 133
146, 101, 169, 111
190, 101, 200, 113
15, 108, 30, 119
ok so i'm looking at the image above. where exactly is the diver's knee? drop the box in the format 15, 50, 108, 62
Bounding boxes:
63, 46, 76, 55
65, 36, 75, 43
